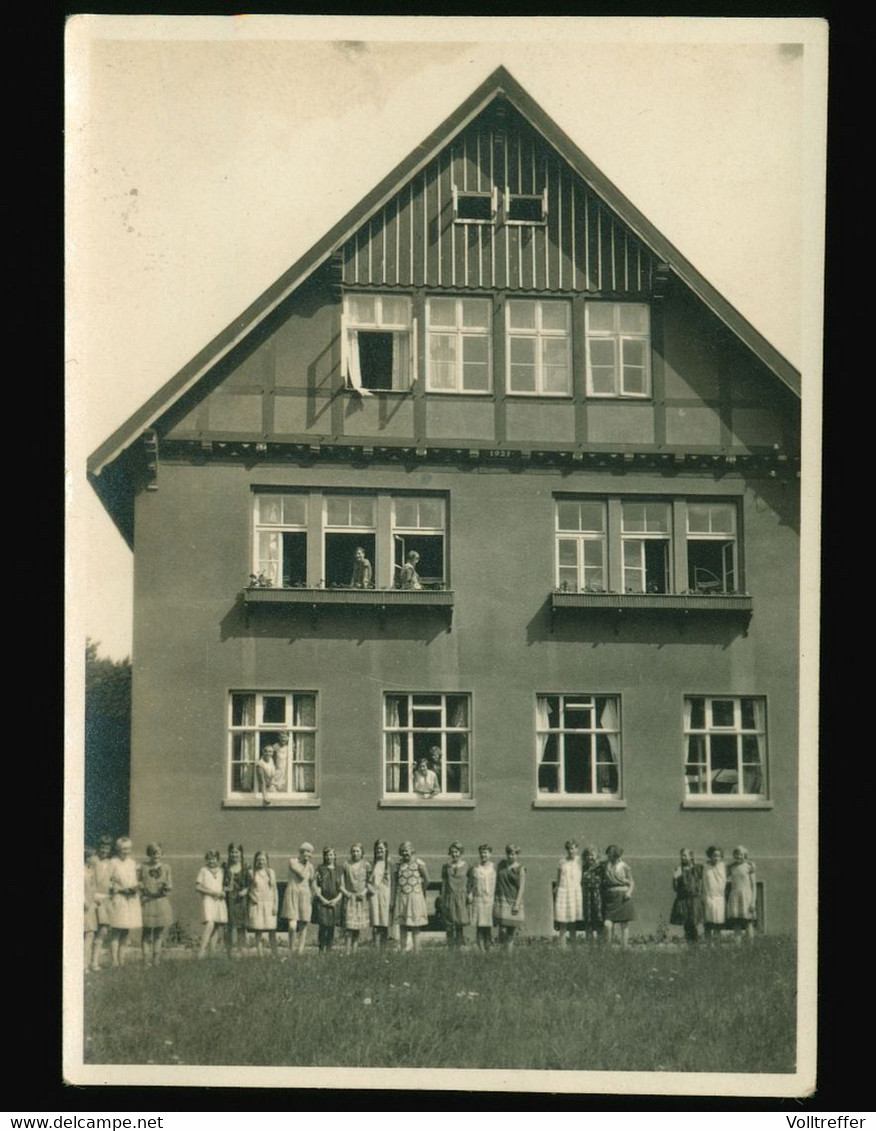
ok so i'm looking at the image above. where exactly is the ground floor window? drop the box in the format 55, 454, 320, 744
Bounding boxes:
228, 691, 317, 799
536, 694, 621, 797
684, 695, 766, 798
383, 693, 471, 798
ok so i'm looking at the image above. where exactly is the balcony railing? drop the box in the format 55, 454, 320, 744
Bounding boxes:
243, 586, 454, 630
550, 589, 753, 630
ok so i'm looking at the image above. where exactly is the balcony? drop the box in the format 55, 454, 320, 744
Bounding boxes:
243, 585, 455, 630
550, 589, 753, 631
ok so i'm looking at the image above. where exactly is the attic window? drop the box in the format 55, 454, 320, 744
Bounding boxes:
344, 294, 415, 392
453, 187, 496, 224
506, 191, 547, 225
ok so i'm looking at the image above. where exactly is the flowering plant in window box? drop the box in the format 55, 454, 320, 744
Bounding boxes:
247, 572, 273, 589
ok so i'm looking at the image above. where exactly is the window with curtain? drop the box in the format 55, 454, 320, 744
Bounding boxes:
506, 299, 572, 396
228, 691, 318, 800
683, 695, 767, 799
585, 302, 651, 397
383, 693, 471, 798
553, 495, 744, 596
536, 694, 621, 797
426, 296, 492, 392
253, 493, 308, 588
344, 293, 414, 392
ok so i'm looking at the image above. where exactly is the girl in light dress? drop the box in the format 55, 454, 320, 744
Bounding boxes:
579, 845, 604, 944
139, 842, 173, 967
670, 847, 704, 944
341, 842, 372, 954
392, 841, 430, 953
440, 841, 469, 948
702, 845, 728, 943
554, 840, 583, 948
467, 844, 497, 951
367, 839, 392, 950
108, 837, 142, 967
248, 851, 279, 958
89, 836, 114, 971
256, 743, 276, 805
494, 845, 526, 949
281, 842, 315, 956
196, 849, 228, 958
313, 846, 343, 953
223, 844, 250, 957
601, 844, 635, 947
726, 845, 757, 944
84, 849, 102, 971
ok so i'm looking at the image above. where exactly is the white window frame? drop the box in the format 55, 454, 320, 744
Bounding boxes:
343, 293, 416, 393
585, 302, 651, 398
504, 187, 548, 226
621, 501, 672, 594
392, 496, 447, 588
683, 695, 767, 800
252, 490, 447, 589
536, 693, 622, 798
383, 692, 472, 799
505, 298, 572, 396
227, 691, 318, 802
686, 503, 739, 594
452, 185, 498, 225
426, 296, 493, 393
252, 493, 308, 588
554, 496, 743, 595
323, 494, 377, 589
555, 500, 607, 593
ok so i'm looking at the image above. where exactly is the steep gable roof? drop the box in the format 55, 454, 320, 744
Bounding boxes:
88, 64, 800, 478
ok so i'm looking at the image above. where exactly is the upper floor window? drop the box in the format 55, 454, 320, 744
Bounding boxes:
554, 496, 742, 594
585, 302, 651, 398
684, 695, 767, 800
228, 691, 317, 802
426, 297, 492, 393
393, 496, 445, 588
505, 190, 547, 225
622, 502, 671, 594
452, 187, 497, 224
556, 500, 606, 593
384, 692, 471, 799
536, 694, 621, 797
344, 294, 414, 392
506, 299, 572, 396
687, 503, 737, 594
252, 490, 447, 590
324, 495, 377, 588
254, 493, 308, 588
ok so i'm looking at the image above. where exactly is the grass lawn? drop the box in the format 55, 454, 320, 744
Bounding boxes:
83, 936, 796, 1073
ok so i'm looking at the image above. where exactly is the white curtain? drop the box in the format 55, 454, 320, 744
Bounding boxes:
345, 330, 371, 395
536, 697, 551, 764
387, 697, 402, 792
597, 697, 619, 792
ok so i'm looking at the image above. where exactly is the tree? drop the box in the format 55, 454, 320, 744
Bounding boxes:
84, 639, 131, 844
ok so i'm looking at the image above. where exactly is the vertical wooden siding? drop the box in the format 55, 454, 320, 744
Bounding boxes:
341, 112, 656, 295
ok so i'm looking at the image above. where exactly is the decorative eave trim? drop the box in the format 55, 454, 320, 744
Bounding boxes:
87, 65, 801, 480
157, 438, 801, 477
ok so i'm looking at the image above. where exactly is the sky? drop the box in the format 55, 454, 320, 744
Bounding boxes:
65, 15, 827, 663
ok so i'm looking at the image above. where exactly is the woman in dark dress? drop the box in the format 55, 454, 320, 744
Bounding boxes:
601, 844, 635, 947
312, 846, 343, 952
579, 845, 604, 943
670, 846, 704, 944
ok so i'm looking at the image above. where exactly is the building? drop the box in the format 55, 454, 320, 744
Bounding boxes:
87, 67, 801, 939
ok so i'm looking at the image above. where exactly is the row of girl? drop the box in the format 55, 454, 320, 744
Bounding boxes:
84, 836, 757, 969
555, 841, 757, 948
